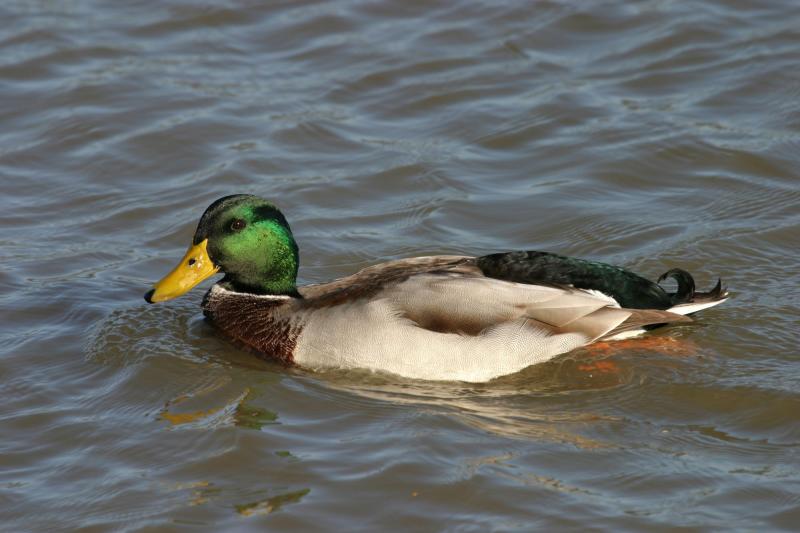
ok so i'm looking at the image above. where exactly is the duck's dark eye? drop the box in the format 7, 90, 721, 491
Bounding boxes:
231, 219, 246, 231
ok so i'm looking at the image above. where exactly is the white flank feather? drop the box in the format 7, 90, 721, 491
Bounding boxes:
668, 298, 727, 315
292, 276, 631, 382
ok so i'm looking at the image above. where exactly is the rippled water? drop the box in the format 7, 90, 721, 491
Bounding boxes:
2, 0, 799, 530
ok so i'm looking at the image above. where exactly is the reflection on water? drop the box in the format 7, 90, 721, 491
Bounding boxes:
321, 376, 620, 448
235, 489, 311, 517
159, 387, 273, 430
307, 335, 698, 447
165, 481, 310, 518
2, 0, 800, 529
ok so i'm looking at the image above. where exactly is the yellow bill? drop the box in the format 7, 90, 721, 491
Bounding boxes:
145, 239, 219, 303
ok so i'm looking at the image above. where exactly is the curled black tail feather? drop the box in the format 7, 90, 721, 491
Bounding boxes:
694, 278, 727, 301
657, 268, 695, 305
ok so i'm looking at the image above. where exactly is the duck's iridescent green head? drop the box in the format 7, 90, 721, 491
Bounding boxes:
145, 195, 299, 303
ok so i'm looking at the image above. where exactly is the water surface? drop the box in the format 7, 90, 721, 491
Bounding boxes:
2, 0, 799, 530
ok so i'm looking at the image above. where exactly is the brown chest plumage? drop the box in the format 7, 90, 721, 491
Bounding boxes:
202, 288, 302, 364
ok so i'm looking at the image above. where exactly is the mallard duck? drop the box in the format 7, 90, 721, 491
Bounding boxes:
145, 194, 727, 382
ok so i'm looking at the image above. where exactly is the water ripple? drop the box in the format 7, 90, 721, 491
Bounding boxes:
2, 0, 799, 529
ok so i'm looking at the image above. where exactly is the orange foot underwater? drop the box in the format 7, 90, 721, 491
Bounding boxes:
578, 336, 700, 374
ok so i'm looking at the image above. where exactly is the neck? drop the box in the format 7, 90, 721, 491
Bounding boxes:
220, 276, 301, 297
209, 283, 296, 300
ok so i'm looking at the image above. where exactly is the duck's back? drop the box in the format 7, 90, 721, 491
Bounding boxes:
287, 255, 681, 381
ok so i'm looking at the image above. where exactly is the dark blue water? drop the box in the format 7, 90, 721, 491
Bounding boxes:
2, 0, 799, 530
